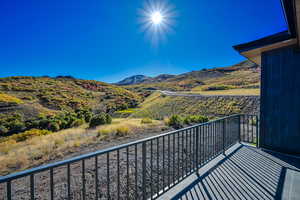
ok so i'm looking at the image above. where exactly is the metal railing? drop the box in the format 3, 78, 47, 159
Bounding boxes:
240, 114, 259, 146
0, 114, 258, 200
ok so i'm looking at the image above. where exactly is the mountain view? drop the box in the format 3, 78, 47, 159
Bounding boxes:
2, 0, 290, 198
0, 59, 261, 176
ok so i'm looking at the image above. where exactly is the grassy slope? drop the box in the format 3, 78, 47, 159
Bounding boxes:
131, 92, 260, 119
185, 88, 260, 96
0, 76, 141, 120
122, 61, 261, 119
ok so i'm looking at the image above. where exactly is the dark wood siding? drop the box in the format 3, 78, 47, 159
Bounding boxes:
261, 46, 300, 155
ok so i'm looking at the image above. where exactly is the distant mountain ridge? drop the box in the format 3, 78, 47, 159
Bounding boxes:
115, 75, 151, 85
115, 74, 175, 85
116, 60, 258, 86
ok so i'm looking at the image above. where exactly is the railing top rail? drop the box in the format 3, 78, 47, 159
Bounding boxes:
0, 114, 241, 183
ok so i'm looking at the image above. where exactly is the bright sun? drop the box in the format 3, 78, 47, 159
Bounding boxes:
151, 11, 163, 25
138, 1, 176, 45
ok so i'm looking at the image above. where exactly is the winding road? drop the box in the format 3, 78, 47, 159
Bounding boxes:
158, 90, 259, 97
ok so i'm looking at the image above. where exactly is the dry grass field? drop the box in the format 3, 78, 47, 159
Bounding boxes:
0, 118, 166, 175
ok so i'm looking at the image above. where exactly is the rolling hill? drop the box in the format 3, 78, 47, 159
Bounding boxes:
0, 76, 141, 121
121, 60, 260, 94
115, 60, 260, 119
128, 92, 260, 120
0, 60, 260, 136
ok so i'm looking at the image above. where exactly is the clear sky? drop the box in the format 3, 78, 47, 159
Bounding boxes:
0, 0, 287, 83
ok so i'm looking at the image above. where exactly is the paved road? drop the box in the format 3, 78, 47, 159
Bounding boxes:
158, 90, 259, 97
159, 90, 204, 97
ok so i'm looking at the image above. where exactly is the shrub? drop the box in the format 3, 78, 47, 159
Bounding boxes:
184, 116, 192, 125
0, 125, 8, 135
202, 84, 235, 91
188, 115, 209, 124
8, 120, 26, 133
105, 114, 112, 124
84, 112, 93, 123
71, 118, 85, 127
90, 114, 106, 127
115, 126, 130, 137
0, 129, 52, 143
168, 115, 184, 129
97, 129, 110, 140
48, 121, 60, 132
89, 113, 112, 128
163, 117, 170, 126
75, 109, 93, 123
141, 118, 152, 124
58, 119, 69, 129
25, 120, 41, 130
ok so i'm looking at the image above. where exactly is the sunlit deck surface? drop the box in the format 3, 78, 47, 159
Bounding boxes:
158, 143, 300, 200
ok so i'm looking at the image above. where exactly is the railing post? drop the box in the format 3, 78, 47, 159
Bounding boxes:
238, 115, 241, 143
142, 142, 147, 200
256, 115, 259, 148
222, 119, 226, 155
195, 126, 199, 170
7, 181, 11, 200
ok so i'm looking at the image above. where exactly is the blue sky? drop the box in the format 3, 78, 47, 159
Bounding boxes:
0, 0, 286, 83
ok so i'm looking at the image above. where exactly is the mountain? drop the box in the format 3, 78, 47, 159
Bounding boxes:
121, 60, 260, 92
115, 74, 175, 85
115, 75, 151, 85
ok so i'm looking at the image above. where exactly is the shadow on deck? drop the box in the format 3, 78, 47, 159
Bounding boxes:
158, 143, 300, 200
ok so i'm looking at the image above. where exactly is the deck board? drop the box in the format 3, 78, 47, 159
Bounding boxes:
158, 143, 300, 200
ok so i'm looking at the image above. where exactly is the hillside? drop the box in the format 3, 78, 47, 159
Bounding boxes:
114, 60, 260, 119
0, 76, 141, 134
129, 92, 259, 119
122, 60, 260, 94
0, 60, 260, 136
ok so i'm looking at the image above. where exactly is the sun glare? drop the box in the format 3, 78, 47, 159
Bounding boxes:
151, 11, 163, 25
138, 1, 176, 45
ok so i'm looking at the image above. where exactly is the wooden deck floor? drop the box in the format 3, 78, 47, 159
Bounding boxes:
158, 143, 300, 200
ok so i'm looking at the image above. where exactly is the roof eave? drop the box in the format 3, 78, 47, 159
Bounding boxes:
233, 31, 293, 53
232, 0, 299, 65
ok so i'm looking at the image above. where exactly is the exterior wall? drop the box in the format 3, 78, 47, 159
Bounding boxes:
261, 45, 300, 155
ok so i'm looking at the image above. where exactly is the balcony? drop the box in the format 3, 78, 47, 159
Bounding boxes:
0, 114, 299, 200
